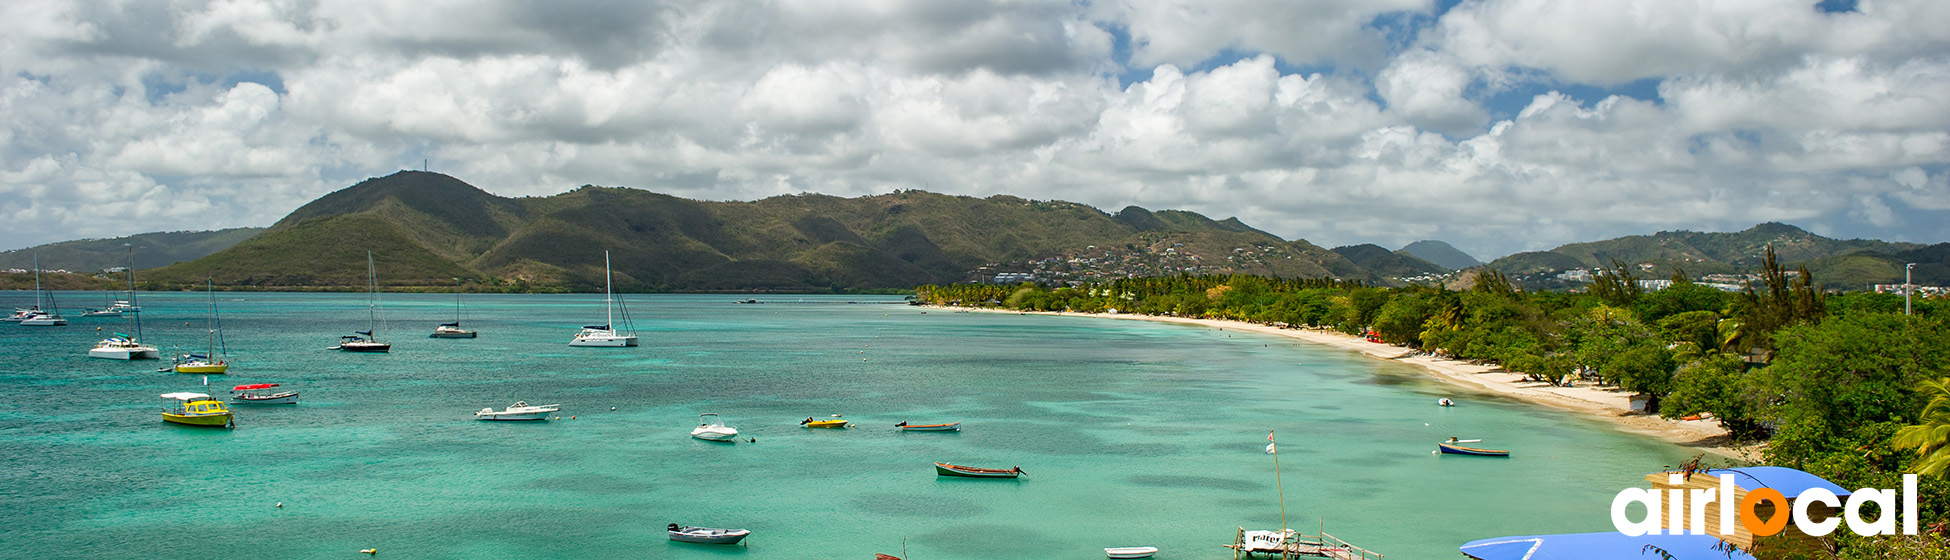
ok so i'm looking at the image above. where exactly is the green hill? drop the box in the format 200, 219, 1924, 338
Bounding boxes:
1487, 223, 1923, 280
146, 172, 1366, 291
1330, 244, 1446, 277
0, 228, 265, 272
1398, 240, 1480, 270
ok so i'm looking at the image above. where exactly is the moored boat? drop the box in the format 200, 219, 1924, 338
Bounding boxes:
1105, 546, 1158, 558
801, 415, 848, 428
667, 523, 750, 544
231, 383, 298, 404
333, 252, 390, 353
895, 421, 960, 432
476, 401, 559, 421
569, 251, 638, 347
1438, 397, 1455, 406
430, 278, 477, 338
690, 413, 739, 441
161, 392, 232, 427
20, 255, 66, 326
934, 462, 1023, 478
90, 335, 160, 359
1438, 442, 1510, 456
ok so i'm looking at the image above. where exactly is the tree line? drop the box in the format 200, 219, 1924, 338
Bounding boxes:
918, 247, 1950, 558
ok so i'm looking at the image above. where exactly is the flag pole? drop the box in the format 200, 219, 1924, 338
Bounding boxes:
1272, 429, 1287, 533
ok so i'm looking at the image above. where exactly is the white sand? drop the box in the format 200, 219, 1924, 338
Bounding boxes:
930, 306, 1756, 461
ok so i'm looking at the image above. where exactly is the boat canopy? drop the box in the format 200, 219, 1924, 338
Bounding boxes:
583, 324, 609, 330
233, 383, 279, 391
356, 330, 372, 336
440, 322, 460, 327
160, 392, 211, 401
1695, 467, 1851, 499
1460, 532, 1754, 560
185, 354, 210, 360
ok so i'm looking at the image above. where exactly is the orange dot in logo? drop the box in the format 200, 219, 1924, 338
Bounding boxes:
1741, 488, 1790, 536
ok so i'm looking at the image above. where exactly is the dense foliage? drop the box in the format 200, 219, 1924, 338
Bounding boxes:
917, 248, 1950, 557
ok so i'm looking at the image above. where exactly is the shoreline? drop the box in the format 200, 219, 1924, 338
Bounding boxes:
931, 305, 1758, 462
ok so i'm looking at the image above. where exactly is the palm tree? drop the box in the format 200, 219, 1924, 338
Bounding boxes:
1893, 377, 1950, 477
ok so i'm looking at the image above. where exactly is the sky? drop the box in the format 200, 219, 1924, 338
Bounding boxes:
1, 0, 1947, 260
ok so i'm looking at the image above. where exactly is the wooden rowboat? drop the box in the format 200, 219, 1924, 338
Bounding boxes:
895, 421, 960, 432
1438, 442, 1509, 456
934, 462, 1022, 478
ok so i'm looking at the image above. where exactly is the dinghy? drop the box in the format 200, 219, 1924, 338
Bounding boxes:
1438, 442, 1509, 456
667, 523, 749, 544
895, 421, 960, 432
934, 462, 1023, 478
1105, 546, 1158, 558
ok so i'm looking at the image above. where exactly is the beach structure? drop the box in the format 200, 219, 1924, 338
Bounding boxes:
1643, 466, 1848, 554
1225, 430, 1384, 559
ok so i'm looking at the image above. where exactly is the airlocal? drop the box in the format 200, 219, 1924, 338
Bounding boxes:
1611, 473, 1919, 537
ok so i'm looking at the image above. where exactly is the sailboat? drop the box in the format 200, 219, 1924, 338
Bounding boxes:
569, 251, 637, 347
429, 277, 477, 338
173, 279, 230, 373
20, 254, 65, 326
331, 251, 391, 352
89, 246, 158, 359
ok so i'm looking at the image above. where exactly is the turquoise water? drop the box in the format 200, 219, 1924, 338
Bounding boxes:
0, 292, 1695, 559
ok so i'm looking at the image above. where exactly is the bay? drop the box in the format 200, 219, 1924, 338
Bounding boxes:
0, 292, 1694, 558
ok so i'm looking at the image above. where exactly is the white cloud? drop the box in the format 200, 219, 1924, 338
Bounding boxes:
0, 0, 1944, 260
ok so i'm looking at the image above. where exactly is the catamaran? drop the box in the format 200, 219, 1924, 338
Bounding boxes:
89, 247, 158, 359
332, 251, 391, 352
173, 279, 230, 373
569, 251, 637, 347
430, 277, 477, 338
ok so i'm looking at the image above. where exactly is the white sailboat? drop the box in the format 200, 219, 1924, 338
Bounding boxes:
89, 246, 157, 359
429, 277, 477, 338
569, 251, 637, 347
20, 254, 65, 326
172, 279, 230, 373
331, 251, 391, 352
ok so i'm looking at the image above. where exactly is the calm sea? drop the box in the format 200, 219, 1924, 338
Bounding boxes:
0, 292, 1694, 559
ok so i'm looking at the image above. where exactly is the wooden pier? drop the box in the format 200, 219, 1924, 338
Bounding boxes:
1226, 528, 1383, 560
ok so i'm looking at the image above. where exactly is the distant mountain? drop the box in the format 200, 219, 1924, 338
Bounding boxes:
1487, 223, 1924, 281
145, 171, 1370, 291
1399, 240, 1481, 270
0, 228, 265, 272
1331, 244, 1446, 278
1806, 242, 1950, 288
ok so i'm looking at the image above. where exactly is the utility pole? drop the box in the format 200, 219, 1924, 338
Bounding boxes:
1906, 263, 1916, 316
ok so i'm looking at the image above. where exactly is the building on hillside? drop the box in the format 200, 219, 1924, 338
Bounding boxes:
1637, 279, 1672, 291
1557, 269, 1592, 282
990, 272, 1034, 284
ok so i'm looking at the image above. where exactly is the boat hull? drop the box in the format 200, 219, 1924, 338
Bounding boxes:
232, 392, 299, 404
162, 412, 232, 427
803, 420, 848, 428
569, 334, 637, 347
337, 342, 391, 353
477, 412, 551, 421
89, 347, 160, 360
934, 462, 1020, 478
174, 363, 229, 374
429, 330, 477, 339
1438, 443, 1510, 456
1106, 546, 1159, 558
20, 316, 66, 326
899, 422, 960, 431
668, 528, 750, 544
691, 428, 739, 441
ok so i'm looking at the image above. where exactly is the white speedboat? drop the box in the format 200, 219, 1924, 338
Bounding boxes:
20, 311, 66, 326
690, 413, 739, 441
231, 383, 299, 404
89, 336, 159, 359
569, 251, 638, 347
476, 401, 559, 421
667, 524, 750, 544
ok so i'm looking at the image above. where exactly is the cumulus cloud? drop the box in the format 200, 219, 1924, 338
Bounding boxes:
0, 0, 1945, 261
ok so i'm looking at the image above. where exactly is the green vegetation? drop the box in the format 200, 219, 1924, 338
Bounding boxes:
0, 227, 264, 272
919, 247, 1950, 557
1487, 222, 1944, 287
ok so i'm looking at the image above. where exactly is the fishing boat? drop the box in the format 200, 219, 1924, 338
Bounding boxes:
1105, 546, 1158, 558
429, 278, 477, 338
801, 415, 848, 428
570, 251, 638, 347
1438, 442, 1510, 457
89, 248, 158, 359
19, 255, 65, 326
666, 523, 750, 545
231, 383, 298, 404
933, 462, 1023, 478
475, 401, 559, 421
160, 392, 232, 427
332, 252, 391, 353
690, 413, 739, 441
895, 421, 961, 432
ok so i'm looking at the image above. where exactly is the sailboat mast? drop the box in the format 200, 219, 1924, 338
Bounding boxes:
1272, 430, 1288, 533
454, 277, 463, 323
604, 251, 614, 330
127, 245, 141, 341
366, 251, 377, 338
32, 253, 42, 310
204, 279, 216, 357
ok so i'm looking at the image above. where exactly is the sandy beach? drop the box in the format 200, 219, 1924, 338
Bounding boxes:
932, 306, 1758, 462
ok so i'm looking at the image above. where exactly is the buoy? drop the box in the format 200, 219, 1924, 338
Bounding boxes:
361, 548, 377, 555
275, 502, 283, 508
571, 416, 576, 419
610, 407, 617, 411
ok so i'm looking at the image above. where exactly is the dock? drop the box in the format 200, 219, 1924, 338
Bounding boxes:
1225, 528, 1383, 560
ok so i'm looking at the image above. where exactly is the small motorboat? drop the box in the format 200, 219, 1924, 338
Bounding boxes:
667, 523, 750, 544
160, 392, 232, 427
1105, 546, 1159, 558
934, 462, 1023, 478
476, 401, 559, 421
801, 415, 848, 428
1437, 398, 1454, 406
231, 383, 299, 404
895, 421, 961, 432
1438, 442, 1509, 456
691, 413, 739, 441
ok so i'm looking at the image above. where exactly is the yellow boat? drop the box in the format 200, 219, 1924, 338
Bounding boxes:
173, 356, 229, 374
161, 392, 233, 427
800, 415, 849, 428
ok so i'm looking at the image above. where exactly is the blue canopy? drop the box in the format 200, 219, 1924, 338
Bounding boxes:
1701, 466, 1850, 498
583, 325, 609, 330
355, 330, 373, 336
1461, 532, 1753, 560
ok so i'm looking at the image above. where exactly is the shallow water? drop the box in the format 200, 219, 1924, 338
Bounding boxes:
0, 292, 1693, 559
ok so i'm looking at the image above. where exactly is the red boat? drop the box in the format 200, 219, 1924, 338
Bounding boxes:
230, 383, 299, 404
